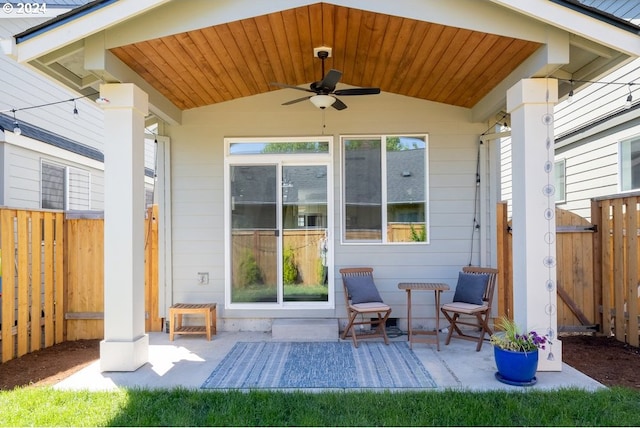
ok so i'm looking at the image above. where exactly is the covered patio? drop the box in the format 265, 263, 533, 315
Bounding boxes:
7, 0, 640, 375
53, 332, 603, 391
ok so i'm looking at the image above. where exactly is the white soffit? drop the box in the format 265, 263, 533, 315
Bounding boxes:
15, 0, 171, 63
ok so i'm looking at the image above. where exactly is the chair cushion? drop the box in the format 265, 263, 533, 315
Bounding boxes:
344, 275, 383, 304
351, 302, 391, 312
441, 301, 487, 314
452, 272, 489, 305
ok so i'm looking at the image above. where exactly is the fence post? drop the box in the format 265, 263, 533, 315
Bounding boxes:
496, 202, 511, 320
591, 199, 603, 334
624, 196, 639, 347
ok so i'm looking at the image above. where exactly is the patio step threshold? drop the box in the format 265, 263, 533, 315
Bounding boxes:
271, 318, 339, 341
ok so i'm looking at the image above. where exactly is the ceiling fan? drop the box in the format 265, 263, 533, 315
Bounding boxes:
270, 48, 381, 110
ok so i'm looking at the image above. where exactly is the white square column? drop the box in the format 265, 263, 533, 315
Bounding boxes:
99, 83, 149, 372
507, 78, 562, 371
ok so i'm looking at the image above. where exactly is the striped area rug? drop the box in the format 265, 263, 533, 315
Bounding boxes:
201, 341, 436, 390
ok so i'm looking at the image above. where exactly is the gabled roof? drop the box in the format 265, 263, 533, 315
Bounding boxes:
10, 0, 640, 125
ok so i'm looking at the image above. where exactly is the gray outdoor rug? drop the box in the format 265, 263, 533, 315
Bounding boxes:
201, 341, 437, 390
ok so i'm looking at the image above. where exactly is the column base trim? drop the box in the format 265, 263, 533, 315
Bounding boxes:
100, 334, 149, 372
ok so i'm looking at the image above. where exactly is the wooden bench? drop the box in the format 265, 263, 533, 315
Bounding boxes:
169, 303, 217, 341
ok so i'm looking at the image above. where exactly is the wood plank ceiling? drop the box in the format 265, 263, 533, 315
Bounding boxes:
110, 3, 541, 111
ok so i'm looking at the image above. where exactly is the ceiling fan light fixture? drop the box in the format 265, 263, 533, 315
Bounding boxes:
310, 94, 335, 109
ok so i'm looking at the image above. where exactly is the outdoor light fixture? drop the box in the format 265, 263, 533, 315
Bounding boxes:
567, 80, 574, 104
310, 94, 335, 109
12, 110, 21, 135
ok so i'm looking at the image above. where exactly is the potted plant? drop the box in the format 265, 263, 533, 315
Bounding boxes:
490, 317, 550, 386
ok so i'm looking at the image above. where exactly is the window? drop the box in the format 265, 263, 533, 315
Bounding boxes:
342, 135, 428, 243
41, 162, 66, 209
554, 159, 566, 204
41, 161, 91, 210
620, 136, 640, 191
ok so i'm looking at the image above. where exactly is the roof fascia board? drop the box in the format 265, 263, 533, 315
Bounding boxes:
327, 0, 552, 42
103, 0, 554, 49
15, 0, 170, 63
472, 32, 570, 122
490, 0, 640, 57
103, 0, 314, 48
555, 105, 640, 150
0, 6, 77, 19
2, 131, 104, 171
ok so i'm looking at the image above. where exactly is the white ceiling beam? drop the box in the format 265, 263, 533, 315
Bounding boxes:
472, 33, 570, 122
104, 51, 182, 125
83, 31, 181, 124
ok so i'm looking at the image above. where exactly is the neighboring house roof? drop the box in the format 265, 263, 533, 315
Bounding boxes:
10, 0, 640, 126
551, 2, 640, 144
344, 148, 425, 205
555, 0, 640, 32
577, 0, 640, 24
0, 112, 157, 179
0, 112, 103, 162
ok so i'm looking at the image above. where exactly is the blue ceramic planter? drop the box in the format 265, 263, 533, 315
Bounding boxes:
494, 346, 539, 385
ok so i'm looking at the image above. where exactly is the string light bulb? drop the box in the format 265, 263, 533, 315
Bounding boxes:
625, 84, 633, 109
567, 80, 574, 104
73, 100, 79, 118
12, 110, 21, 135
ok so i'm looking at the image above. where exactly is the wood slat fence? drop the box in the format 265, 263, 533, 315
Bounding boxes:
497, 196, 640, 347
496, 202, 597, 330
0, 206, 160, 363
592, 193, 640, 347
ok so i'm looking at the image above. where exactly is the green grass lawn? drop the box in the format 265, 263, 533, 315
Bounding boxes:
1, 387, 640, 426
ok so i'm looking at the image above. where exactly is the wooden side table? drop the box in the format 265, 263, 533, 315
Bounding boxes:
169, 303, 217, 341
398, 283, 450, 350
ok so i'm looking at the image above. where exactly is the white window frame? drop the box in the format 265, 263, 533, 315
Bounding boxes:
41, 160, 92, 210
554, 158, 566, 204
340, 133, 429, 245
40, 160, 67, 210
224, 136, 334, 310
619, 135, 640, 192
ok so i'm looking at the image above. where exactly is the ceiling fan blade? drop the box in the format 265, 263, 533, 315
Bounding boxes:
331, 97, 347, 110
282, 95, 312, 105
318, 69, 342, 92
334, 87, 381, 96
270, 82, 314, 93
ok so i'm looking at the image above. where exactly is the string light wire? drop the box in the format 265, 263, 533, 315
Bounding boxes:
562, 79, 636, 108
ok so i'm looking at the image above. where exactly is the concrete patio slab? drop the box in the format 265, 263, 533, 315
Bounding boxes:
54, 331, 604, 392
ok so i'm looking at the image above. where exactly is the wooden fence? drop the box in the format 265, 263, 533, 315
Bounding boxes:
497, 196, 640, 347
0, 206, 160, 363
592, 194, 640, 347
0, 209, 64, 363
497, 202, 596, 330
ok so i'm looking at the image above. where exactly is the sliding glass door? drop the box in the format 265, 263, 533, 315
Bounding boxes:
226, 137, 332, 308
